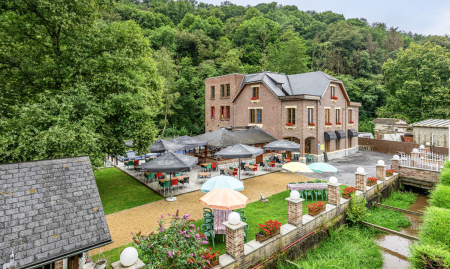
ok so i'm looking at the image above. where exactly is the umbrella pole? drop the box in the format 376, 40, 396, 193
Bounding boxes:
166, 173, 177, 202
239, 158, 241, 180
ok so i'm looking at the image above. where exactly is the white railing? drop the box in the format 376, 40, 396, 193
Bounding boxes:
400, 152, 447, 171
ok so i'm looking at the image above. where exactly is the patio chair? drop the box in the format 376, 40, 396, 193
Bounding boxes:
211, 163, 217, 171
176, 173, 183, 177
241, 216, 247, 223
156, 172, 163, 179
203, 212, 214, 219
133, 160, 139, 166
314, 189, 324, 200
252, 166, 258, 175
304, 190, 315, 201
200, 224, 215, 248
235, 210, 245, 218
171, 179, 179, 194
314, 179, 322, 183
182, 177, 190, 188
145, 172, 155, 184
204, 163, 212, 172
323, 189, 328, 201
125, 160, 134, 169
306, 181, 314, 183
159, 180, 171, 196
204, 216, 214, 225
244, 224, 249, 243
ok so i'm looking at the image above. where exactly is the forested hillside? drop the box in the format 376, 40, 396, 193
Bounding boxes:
112, 0, 450, 136
1, 0, 450, 164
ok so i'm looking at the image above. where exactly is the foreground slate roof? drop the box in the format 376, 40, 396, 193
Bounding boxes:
237, 71, 341, 98
0, 156, 112, 269
194, 126, 277, 148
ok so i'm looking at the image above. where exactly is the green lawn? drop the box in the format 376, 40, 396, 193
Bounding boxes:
94, 167, 163, 215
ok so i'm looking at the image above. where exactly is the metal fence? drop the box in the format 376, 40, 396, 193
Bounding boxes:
400, 151, 447, 171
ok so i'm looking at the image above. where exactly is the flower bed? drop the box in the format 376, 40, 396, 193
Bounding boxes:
386, 169, 394, 177
367, 177, 378, 186
307, 201, 326, 216
256, 220, 282, 243
342, 187, 357, 199
132, 209, 213, 268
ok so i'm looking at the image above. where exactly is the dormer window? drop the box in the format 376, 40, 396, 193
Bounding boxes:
277, 83, 282, 90
253, 87, 259, 98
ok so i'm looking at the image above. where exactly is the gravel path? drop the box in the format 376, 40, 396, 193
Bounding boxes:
91, 171, 310, 254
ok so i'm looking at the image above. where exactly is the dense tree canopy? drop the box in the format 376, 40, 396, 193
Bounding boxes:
2, 0, 450, 164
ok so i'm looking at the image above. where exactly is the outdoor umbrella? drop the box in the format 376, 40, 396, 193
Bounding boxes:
149, 138, 185, 153
282, 162, 314, 183
308, 162, 339, 173
169, 135, 208, 150
200, 188, 249, 210
139, 152, 198, 201
214, 144, 264, 179
201, 175, 245, 193
263, 139, 301, 151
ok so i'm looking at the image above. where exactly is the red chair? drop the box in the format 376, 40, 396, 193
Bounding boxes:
156, 172, 163, 179
133, 160, 139, 165
211, 163, 217, 171
233, 168, 238, 172
252, 167, 258, 175
171, 179, 179, 193
232, 172, 238, 177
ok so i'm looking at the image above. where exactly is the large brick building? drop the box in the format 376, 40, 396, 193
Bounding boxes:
204, 71, 362, 161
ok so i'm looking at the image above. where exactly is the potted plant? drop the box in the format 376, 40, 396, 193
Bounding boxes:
309, 123, 316, 126
367, 177, 378, 186
307, 201, 326, 216
251, 97, 259, 100
349, 121, 354, 124
336, 122, 342, 125
325, 122, 333, 125
342, 187, 357, 199
286, 123, 294, 126
386, 169, 394, 177
331, 96, 338, 100
255, 220, 282, 243
201, 248, 220, 267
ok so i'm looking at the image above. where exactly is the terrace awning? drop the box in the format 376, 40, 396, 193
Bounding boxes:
335, 130, 347, 139
264, 139, 300, 151
347, 129, 358, 138
324, 131, 337, 141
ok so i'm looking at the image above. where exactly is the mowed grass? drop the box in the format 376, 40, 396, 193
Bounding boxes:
94, 168, 163, 215
278, 225, 383, 269
364, 191, 418, 231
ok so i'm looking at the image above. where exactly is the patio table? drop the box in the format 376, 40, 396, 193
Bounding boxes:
213, 209, 232, 236
200, 162, 213, 167
158, 178, 171, 183
223, 168, 235, 175
286, 183, 328, 191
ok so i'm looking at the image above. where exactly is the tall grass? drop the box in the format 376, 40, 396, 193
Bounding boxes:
439, 166, 450, 186
418, 206, 450, 248
363, 191, 417, 231
278, 225, 383, 269
429, 184, 450, 210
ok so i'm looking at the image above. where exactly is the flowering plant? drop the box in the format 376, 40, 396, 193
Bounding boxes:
258, 220, 282, 236
343, 187, 357, 195
201, 248, 220, 263
386, 169, 394, 176
325, 122, 333, 125
367, 177, 378, 183
306, 201, 326, 211
132, 209, 212, 268
251, 97, 259, 100
331, 96, 338, 100
286, 122, 294, 126
309, 123, 316, 126
336, 122, 342, 125
349, 121, 354, 124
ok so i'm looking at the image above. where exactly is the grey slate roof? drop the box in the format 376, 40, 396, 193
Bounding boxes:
237, 71, 341, 98
411, 119, 450, 128
194, 126, 277, 148
0, 156, 112, 269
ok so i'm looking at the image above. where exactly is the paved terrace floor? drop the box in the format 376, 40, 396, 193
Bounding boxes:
313, 150, 394, 186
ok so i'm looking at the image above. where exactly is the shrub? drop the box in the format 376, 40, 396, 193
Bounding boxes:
410, 244, 450, 269
429, 184, 450, 210
132, 209, 213, 268
419, 206, 450, 248
346, 193, 369, 223
439, 166, 450, 186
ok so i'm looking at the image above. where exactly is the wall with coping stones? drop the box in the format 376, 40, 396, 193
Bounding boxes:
217, 173, 401, 269
399, 166, 440, 183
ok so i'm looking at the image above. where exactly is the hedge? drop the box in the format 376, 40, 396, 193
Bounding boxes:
429, 184, 450, 210
410, 244, 450, 269
418, 206, 450, 248
439, 166, 450, 186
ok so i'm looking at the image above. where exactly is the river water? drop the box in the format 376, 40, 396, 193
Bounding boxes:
375, 193, 429, 269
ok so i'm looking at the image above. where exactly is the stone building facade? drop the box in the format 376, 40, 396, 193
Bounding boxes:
205, 71, 361, 161
411, 119, 450, 148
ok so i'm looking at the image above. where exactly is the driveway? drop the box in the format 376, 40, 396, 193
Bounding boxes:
309, 150, 394, 187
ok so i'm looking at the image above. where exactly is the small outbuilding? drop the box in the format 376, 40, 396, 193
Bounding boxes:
0, 156, 112, 269
411, 119, 450, 147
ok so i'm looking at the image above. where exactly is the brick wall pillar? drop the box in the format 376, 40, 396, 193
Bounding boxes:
327, 183, 341, 206
391, 157, 400, 173
376, 164, 386, 181
411, 151, 418, 167
285, 197, 304, 227
355, 171, 367, 192
55, 260, 64, 269
223, 221, 246, 261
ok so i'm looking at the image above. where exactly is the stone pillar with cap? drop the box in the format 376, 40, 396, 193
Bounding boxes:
411, 148, 419, 167
355, 167, 367, 192
391, 155, 400, 173
223, 214, 246, 261
376, 160, 386, 181
327, 177, 341, 206
286, 191, 304, 227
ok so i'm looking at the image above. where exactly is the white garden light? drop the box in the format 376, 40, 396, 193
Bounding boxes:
120, 247, 138, 267
290, 190, 300, 200
412, 148, 419, 153
426, 142, 431, 146
393, 155, 400, 160
357, 167, 365, 174
228, 212, 240, 225
377, 160, 385, 166
329, 176, 338, 184
420, 145, 425, 149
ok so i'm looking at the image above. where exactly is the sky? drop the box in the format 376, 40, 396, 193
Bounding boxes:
202, 0, 450, 36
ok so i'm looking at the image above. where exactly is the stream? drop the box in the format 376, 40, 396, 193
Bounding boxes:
375, 193, 429, 269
